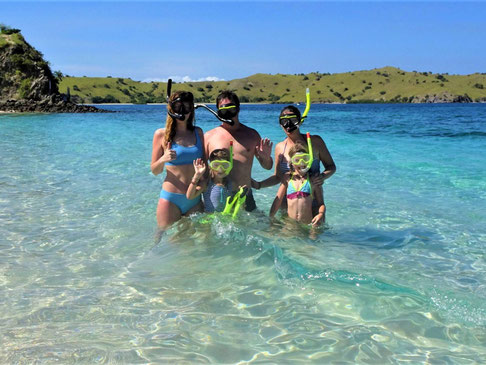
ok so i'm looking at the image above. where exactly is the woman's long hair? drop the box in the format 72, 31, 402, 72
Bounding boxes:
164, 91, 195, 145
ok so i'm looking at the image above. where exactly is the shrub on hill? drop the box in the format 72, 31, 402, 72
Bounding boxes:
0, 24, 21, 35
91, 95, 119, 103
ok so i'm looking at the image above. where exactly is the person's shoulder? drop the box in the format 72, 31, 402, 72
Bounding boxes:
275, 139, 286, 149
310, 134, 325, 146
154, 128, 165, 138
204, 126, 222, 137
195, 126, 204, 136
241, 124, 260, 139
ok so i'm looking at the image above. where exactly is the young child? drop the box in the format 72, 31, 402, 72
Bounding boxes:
270, 140, 325, 227
187, 148, 233, 213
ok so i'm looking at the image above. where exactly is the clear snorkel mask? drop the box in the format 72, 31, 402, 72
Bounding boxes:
290, 132, 314, 174
209, 141, 233, 176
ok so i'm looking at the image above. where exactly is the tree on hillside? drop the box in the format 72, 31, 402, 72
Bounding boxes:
0, 24, 21, 34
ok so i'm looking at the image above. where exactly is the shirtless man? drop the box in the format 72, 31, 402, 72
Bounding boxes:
204, 90, 273, 211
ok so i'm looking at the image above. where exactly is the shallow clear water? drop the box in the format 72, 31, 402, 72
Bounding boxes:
1, 104, 485, 363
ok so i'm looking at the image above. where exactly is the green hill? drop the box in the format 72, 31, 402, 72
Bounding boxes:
60, 66, 486, 104
0, 25, 105, 112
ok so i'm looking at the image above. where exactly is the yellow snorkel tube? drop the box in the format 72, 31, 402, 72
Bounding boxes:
301, 88, 311, 124
306, 132, 313, 169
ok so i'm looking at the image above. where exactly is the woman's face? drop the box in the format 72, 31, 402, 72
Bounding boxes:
279, 110, 300, 135
170, 94, 194, 121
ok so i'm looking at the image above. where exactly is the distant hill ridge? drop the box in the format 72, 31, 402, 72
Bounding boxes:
0, 26, 105, 112
60, 67, 486, 105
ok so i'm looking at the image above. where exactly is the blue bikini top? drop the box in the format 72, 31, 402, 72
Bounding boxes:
166, 130, 204, 166
287, 175, 312, 199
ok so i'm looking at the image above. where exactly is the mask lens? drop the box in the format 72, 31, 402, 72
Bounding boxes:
291, 153, 311, 166
210, 160, 231, 172
217, 103, 238, 119
171, 100, 183, 114
170, 96, 193, 115
182, 101, 193, 113
279, 115, 299, 130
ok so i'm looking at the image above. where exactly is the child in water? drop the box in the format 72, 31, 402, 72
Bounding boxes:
270, 142, 325, 226
187, 148, 233, 212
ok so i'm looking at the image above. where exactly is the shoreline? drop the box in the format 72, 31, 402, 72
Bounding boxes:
85, 101, 486, 106
2, 102, 486, 114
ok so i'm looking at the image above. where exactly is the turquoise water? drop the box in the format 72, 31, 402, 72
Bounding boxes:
1, 104, 485, 363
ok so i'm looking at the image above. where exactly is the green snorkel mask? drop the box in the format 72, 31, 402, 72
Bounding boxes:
290, 132, 314, 173
209, 141, 233, 175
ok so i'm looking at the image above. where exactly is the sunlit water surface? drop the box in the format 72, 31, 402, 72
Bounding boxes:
1, 104, 485, 363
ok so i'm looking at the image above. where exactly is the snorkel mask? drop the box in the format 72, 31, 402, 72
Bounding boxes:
290, 132, 314, 173
209, 141, 233, 176
217, 103, 238, 120
279, 88, 311, 132
166, 79, 194, 120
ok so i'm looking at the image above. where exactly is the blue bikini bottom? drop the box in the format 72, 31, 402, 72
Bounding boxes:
159, 189, 201, 215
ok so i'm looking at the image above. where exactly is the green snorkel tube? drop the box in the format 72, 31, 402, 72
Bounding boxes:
301, 88, 311, 124
221, 141, 247, 218
306, 132, 313, 170
302, 89, 313, 169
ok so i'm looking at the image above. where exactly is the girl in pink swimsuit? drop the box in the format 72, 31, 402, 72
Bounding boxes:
270, 143, 325, 227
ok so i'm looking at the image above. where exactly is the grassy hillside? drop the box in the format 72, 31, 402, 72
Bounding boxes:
59, 67, 486, 104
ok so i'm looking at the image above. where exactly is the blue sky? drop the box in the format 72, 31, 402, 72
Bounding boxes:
2, 1, 485, 81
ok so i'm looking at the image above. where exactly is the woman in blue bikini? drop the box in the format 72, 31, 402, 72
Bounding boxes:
253, 105, 336, 215
151, 91, 205, 228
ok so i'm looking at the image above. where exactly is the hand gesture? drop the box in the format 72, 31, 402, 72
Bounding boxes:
311, 173, 325, 187
193, 158, 206, 177
255, 138, 273, 159
311, 213, 324, 227
161, 142, 176, 163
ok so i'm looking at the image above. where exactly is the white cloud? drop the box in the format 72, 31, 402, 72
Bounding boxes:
141, 76, 225, 83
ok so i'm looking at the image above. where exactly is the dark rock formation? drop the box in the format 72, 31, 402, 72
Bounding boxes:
411, 92, 472, 104
0, 27, 110, 113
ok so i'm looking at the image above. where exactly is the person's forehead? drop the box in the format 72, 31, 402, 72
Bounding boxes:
219, 97, 232, 106
282, 110, 295, 115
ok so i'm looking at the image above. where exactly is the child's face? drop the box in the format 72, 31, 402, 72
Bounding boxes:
292, 162, 310, 175
290, 152, 311, 175
209, 159, 231, 178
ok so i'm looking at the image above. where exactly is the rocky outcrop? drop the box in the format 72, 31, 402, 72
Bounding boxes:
0, 27, 109, 113
410, 92, 472, 104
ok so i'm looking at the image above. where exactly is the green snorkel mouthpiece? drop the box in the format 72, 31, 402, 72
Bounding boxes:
301, 88, 311, 124
222, 186, 247, 219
